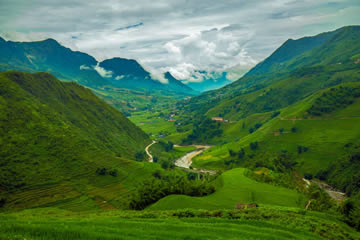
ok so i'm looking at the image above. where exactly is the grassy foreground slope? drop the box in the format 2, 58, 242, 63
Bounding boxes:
148, 168, 304, 210
1, 207, 359, 240
0, 71, 156, 210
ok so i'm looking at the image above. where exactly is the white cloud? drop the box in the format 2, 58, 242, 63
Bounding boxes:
93, 63, 113, 78
80, 64, 91, 70
115, 75, 124, 80
142, 64, 168, 84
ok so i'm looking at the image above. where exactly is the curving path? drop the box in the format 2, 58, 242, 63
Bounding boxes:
175, 145, 216, 175
145, 140, 156, 162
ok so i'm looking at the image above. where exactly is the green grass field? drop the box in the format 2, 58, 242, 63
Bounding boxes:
148, 168, 305, 210
1, 207, 359, 240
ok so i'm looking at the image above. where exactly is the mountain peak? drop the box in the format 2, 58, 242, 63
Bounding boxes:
41, 38, 61, 46
164, 71, 176, 80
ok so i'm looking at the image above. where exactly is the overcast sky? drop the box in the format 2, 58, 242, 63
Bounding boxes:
1, 0, 359, 82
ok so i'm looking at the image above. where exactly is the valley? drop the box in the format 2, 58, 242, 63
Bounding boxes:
1, 24, 360, 240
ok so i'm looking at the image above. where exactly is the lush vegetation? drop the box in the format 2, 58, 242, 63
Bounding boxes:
129, 171, 217, 210
2, 25, 360, 239
149, 168, 305, 210
1, 207, 359, 240
0, 71, 153, 210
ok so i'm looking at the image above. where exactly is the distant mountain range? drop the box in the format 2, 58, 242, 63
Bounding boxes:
0, 37, 198, 97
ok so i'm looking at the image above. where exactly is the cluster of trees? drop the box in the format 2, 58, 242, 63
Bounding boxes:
0, 198, 6, 208
228, 148, 245, 159
159, 159, 175, 170
129, 173, 216, 210
158, 141, 174, 152
249, 123, 262, 134
271, 111, 280, 118
135, 151, 146, 161
308, 85, 360, 116
306, 184, 336, 212
226, 148, 246, 167
297, 145, 309, 154
250, 141, 259, 150
312, 147, 360, 229
182, 117, 223, 144
95, 168, 118, 177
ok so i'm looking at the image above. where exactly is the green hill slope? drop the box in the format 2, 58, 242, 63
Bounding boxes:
0, 71, 155, 210
148, 168, 304, 210
192, 82, 360, 175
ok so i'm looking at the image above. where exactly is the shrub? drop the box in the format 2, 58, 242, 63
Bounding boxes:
96, 168, 107, 176
109, 169, 118, 177
228, 149, 236, 157
135, 151, 146, 161
153, 170, 162, 179
238, 148, 245, 159
250, 142, 259, 151
304, 173, 313, 180
0, 198, 6, 208
271, 111, 280, 118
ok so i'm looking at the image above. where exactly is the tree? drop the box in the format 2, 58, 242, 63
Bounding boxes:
238, 148, 245, 159
96, 168, 107, 175
135, 151, 146, 161
109, 169, 118, 177
304, 173, 313, 180
291, 127, 297, 133
0, 198, 6, 208
161, 161, 169, 169
249, 128, 254, 134
250, 141, 258, 150
279, 128, 284, 134
297, 145, 303, 154
271, 111, 280, 118
254, 123, 262, 129
228, 149, 236, 157
187, 172, 198, 181
153, 156, 159, 163
153, 170, 162, 179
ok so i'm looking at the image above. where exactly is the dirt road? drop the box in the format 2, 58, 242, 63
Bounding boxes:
145, 140, 156, 162
175, 145, 210, 168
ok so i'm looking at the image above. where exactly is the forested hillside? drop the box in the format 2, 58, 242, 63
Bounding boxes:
0, 71, 151, 209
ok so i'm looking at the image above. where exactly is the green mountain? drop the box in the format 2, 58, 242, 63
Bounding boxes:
179, 26, 360, 120
0, 38, 106, 87
99, 58, 197, 95
0, 71, 153, 209
163, 71, 199, 94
